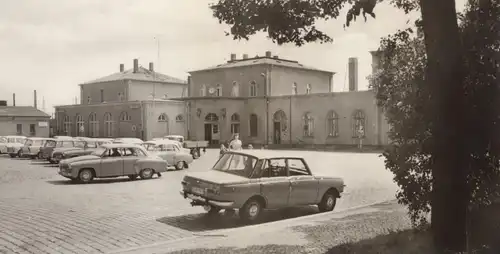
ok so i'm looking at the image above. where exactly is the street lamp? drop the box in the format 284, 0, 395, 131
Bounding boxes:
261, 72, 269, 145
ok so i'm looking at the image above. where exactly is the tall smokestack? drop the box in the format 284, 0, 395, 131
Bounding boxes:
12, 93, 15, 106
133, 59, 139, 73
348, 57, 359, 92
149, 62, 154, 72
34, 90, 37, 109
120, 64, 124, 72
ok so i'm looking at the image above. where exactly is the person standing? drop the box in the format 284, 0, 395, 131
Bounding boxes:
229, 133, 242, 151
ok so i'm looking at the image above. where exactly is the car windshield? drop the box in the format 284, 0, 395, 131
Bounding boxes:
74, 141, 86, 148
91, 148, 105, 156
45, 140, 56, 147
57, 141, 74, 147
212, 153, 258, 178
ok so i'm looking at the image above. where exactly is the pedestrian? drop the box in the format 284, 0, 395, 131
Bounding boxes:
247, 144, 253, 149
229, 133, 243, 151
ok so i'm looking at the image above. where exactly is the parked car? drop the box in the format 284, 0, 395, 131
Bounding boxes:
0, 136, 7, 154
49, 139, 89, 164
180, 150, 346, 223
113, 138, 144, 145
5, 136, 27, 158
19, 137, 55, 159
58, 144, 168, 183
51, 138, 113, 163
143, 140, 193, 170
164, 135, 208, 159
39, 137, 77, 162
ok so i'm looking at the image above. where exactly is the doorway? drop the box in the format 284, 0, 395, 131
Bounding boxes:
273, 110, 287, 145
274, 122, 281, 144
204, 124, 212, 143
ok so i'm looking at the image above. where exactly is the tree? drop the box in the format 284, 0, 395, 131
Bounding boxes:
209, 0, 497, 251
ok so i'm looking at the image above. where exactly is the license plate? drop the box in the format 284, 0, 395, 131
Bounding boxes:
191, 187, 205, 195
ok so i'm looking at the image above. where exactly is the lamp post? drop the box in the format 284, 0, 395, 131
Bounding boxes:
261, 72, 269, 146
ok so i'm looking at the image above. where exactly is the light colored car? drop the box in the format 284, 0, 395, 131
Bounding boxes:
113, 138, 144, 145
164, 135, 208, 159
143, 140, 193, 170
180, 150, 346, 223
5, 136, 27, 158
19, 137, 55, 159
58, 143, 168, 183
51, 138, 113, 164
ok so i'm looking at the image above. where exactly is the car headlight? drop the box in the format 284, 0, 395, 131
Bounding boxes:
210, 185, 221, 195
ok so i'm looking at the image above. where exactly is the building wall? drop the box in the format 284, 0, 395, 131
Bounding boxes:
80, 80, 128, 104
270, 66, 333, 96
186, 90, 387, 146
129, 81, 186, 101
0, 116, 50, 137
143, 100, 186, 140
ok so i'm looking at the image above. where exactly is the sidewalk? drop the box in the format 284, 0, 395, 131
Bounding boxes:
111, 200, 412, 254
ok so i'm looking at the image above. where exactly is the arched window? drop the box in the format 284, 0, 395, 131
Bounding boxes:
231, 81, 239, 96
76, 114, 84, 135
303, 112, 314, 137
119, 112, 130, 121
205, 113, 219, 122
63, 115, 72, 135
175, 114, 184, 122
292, 82, 298, 95
326, 110, 339, 137
249, 114, 258, 137
216, 84, 222, 96
352, 110, 366, 138
88, 112, 99, 137
158, 113, 168, 122
230, 113, 240, 134
104, 112, 114, 137
306, 84, 311, 94
200, 85, 206, 96
249, 81, 257, 97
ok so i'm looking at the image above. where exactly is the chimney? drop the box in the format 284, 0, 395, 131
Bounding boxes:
187, 76, 192, 85
230, 53, 236, 61
242, 54, 248, 59
273, 55, 278, 59
133, 59, 139, 73
119, 64, 124, 72
149, 62, 154, 72
265, 51, 272, 57
12, 93, 15, 106
34, 90, 37, 109
348, 57, 359, 92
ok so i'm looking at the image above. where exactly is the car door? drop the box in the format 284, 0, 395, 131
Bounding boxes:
287, 158, 319, 206
259, 159, 291, 209
99, 148, 124, 177
161, 145, 176, 165
122, 148, 140, 175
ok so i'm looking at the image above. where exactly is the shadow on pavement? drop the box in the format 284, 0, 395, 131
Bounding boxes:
46, 177, 160, 185
156, 206, 318, 232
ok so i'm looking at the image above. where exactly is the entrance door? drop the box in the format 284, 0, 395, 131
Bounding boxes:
204, 124, 212, 143
273, 122, 281, 144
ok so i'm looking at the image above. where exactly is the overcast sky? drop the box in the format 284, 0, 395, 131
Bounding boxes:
0, 0, 467, 115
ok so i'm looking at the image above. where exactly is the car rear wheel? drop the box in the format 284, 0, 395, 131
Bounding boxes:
37, 152, 42, 159
240, 198, 264, 224
78, 169, 94, 184
175, 161, 185, 170
139, 168, 154, 180
192, 149, 200, 159
318, 190, 337, 212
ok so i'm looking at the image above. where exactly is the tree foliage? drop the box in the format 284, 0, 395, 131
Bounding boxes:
210, 0, 419, 46
369, 0, 500, 226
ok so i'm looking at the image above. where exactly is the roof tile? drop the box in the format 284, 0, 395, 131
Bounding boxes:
0, 106, 50, 118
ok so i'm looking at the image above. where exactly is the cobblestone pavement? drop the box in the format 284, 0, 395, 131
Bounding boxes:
0, 149, 399, 254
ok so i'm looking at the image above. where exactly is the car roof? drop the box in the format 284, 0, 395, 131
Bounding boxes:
5, 136, 26, 138
145, 139, 180, 145
27, 137, 55, 141
101, 143, 144, 149
225, 150, 305, 160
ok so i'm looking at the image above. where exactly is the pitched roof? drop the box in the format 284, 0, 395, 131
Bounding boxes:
82, 66, 186, 85
190, 56, 334, 74
0, 106, 50, 118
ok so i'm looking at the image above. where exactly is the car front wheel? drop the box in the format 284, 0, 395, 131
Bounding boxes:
139, 168, 154, 180
240, 198, 264, 224
78, 169, 94, 184
318, 190, 337, 212
192, 149, 200, 159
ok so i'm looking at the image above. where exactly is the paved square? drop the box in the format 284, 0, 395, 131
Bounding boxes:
0, 150, 398, 253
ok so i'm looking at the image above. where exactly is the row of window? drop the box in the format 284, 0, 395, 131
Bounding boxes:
86, 91, 170, 104
203, 110, 366, 138
15, 124, 37, 136
198, 82, 314, 97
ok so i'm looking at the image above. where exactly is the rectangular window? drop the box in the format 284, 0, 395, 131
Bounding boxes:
29, 124, 36, 136
16, 124, 22, 135
100, 89, 104, 102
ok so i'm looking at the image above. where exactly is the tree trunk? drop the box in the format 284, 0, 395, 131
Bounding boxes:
419, 0, 468, 252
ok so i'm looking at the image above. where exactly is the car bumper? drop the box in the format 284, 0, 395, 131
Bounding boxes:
180, 191, 234, 208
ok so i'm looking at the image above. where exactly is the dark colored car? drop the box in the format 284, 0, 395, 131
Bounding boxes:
39, 138, 79, 163
52, 138, 113, 162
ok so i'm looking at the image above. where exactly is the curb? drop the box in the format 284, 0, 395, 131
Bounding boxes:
108, 199, 399, 254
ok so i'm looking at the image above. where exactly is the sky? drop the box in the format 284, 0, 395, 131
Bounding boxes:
0, 0, 467, 115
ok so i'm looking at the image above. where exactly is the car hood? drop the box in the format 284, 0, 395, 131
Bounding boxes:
184, 170, 249, 185
63, 155, 100, 164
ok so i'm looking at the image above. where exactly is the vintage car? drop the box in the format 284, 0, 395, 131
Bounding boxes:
19, 137, 55, 159
143, 140, 193, 170
51, 138, 113, 163
164, 135, 208, 159
5, 136, 27, 158
180, 150, 346, 223
39, 137, 78, 161
113, 138, 144, 145
58, 144, 168, 183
